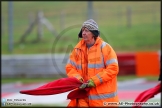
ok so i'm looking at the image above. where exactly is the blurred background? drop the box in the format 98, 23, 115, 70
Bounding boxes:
1, 1, 161, 107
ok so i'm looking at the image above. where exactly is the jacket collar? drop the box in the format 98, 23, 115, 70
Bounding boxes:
75, 37, 102, 49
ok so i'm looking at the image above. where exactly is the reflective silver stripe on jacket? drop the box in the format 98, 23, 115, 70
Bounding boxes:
88, 62, 104, 69
96, 74, 103, 83
106, 58, 118, 66
101, 41, 107, 49
68, 59, 82, 70
89, 91, 117, 100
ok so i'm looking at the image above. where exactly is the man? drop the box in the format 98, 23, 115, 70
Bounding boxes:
65, 19, 119, 107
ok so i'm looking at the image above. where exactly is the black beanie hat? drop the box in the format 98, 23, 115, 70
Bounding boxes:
78, 19, 100, 38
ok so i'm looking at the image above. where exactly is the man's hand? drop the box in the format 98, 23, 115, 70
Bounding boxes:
87, 79, 95, 87
79, 79, 95, 89
79, 83, 88, 89
79, 78, 87, 89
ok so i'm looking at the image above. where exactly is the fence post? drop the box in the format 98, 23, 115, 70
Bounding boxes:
93, 9, 98, 23
37, 11, 44, 41
60, 11, 65, 31
2, 16, 4, 36
87, 1, 93, 19
126, 6, 132, 28
8, 2, 13, 53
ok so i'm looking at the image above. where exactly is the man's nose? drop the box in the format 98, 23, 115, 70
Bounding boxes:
82, 31, 86, 35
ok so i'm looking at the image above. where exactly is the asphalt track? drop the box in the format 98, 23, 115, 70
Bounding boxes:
1, 78, 161, 107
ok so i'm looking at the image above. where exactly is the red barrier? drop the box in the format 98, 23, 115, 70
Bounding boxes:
117, 53, 136, 75
116, 52, 160, 76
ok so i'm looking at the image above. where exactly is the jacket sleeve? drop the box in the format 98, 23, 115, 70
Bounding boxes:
91, 43, 119, 86
65, 49, 83, 81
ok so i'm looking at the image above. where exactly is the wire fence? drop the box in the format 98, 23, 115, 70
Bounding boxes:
1, 2, 160, 36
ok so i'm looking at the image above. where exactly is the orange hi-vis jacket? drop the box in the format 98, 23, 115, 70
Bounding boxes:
66, 37, 119, 107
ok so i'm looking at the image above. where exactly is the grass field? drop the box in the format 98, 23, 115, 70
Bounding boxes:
1, 1, 160, 54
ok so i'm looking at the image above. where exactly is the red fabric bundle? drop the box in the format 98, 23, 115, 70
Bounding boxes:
19, 77, 90, 99
133, 82, 161, 108
67, 88, 90, 99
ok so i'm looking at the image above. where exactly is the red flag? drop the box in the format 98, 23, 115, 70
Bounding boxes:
133, 82, 161, 108
19, 77, 90, 99
67, 88, 90, 99
20, 77, 82, 95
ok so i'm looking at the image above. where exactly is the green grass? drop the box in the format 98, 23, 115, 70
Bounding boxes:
1, 1, 160, 54
1, 75, 159, 84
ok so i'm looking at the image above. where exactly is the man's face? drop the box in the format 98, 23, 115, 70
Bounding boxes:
82, 27, 94, 43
